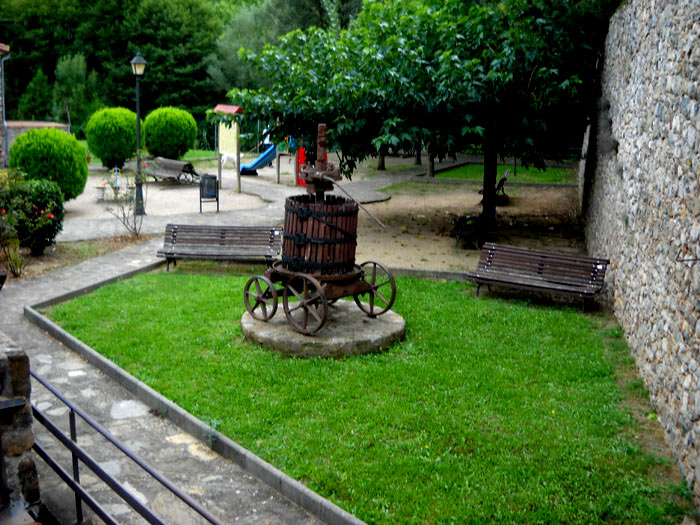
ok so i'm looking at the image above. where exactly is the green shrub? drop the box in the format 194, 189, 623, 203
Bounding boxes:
8, 127, 88, 201
143, 107, 197, 159
85, 107, 139, 169
1, 176, 65, 256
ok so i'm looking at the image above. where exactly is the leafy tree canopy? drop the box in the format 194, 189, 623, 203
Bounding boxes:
227, 0, 619, 223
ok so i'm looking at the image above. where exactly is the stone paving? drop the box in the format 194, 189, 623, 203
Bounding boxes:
0, 158, 468, 524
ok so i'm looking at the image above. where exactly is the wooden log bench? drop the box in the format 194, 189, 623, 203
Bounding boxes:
466, 242, 609, 299
156, 224, 282, 271
148, 157, 200, 183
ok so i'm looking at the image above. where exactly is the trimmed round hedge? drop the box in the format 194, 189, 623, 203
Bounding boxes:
85, 107, 139, 169
8, 128, 88, 201
143, 107, 197, 159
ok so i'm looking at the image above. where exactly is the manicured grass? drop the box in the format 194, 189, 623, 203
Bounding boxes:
438, 163, 577, 184
183, 149, 216, 160
43, 271, 691, 523
79, 139, 101, 165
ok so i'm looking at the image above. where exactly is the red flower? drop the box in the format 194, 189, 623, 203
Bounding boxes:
47, 213, 55, 219
0, 209, 5, 215
142, 162, 148, 167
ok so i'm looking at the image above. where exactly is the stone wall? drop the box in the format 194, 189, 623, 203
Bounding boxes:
0, 332, 39, 508
583, 0, 700, 499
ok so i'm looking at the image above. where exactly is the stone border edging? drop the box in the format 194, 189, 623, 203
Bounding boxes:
23, 303, 365, 525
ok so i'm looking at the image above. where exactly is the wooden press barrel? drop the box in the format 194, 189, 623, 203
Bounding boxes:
282, 194, 359, 275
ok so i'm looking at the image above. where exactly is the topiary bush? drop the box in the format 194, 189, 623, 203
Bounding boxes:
8, 127, 88, 201
85, 107, 139, 169
0, 172, 64, 256
143, 107, 197, 159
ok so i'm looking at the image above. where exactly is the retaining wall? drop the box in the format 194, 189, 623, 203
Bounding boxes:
583, 0, 700, 499
0, 331, 39, 507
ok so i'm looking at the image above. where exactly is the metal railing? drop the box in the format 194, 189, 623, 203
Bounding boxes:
30, 370, 223, 525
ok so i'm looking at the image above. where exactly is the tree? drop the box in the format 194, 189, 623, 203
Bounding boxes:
53, 54, 102, 138
124, 0, 222, 119
228, 0, 618, 229
17, 69, 53, 121
1, 0, 85, 118
207, 0, 362, 93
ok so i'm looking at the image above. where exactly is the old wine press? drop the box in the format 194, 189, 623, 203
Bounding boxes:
243, 124, 397, 335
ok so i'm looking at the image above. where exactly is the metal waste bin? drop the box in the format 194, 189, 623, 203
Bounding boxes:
199, 174, 219, 213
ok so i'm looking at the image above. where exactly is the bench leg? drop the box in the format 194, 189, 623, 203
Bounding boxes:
476, 284, 481, 297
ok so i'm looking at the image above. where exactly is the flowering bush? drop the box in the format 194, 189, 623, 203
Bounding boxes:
4, 178, 65, 256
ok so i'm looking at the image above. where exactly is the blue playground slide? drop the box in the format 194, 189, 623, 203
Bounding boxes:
240, 144, 276, 175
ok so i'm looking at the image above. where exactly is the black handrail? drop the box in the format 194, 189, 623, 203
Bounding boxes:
30, 370, 224, 525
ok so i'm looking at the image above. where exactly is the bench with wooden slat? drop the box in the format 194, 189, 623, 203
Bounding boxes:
466, 242, 609, 299
156, 224, 282, 270
148, 157, 200, 183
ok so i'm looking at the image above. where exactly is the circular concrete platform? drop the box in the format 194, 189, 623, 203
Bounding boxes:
241, 300, 405, 358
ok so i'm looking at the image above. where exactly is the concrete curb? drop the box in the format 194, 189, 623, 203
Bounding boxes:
24, 303, 365, 525
29, 259, 166, 309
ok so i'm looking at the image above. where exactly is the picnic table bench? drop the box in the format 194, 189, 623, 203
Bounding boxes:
467, 242, 609, 299
157, 224, 282, 271
148, 157, 200, 183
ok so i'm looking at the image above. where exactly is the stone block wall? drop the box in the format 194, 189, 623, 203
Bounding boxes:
0, 332, 39, 508
583, 0, 700, 499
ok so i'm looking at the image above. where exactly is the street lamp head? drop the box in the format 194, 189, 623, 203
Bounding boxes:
130, 51, 147, 78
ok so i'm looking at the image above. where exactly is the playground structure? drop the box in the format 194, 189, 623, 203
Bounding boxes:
240, 144, 277, 175
243, 124, 397, 335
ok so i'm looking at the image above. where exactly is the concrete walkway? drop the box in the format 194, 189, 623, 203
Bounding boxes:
0, 157, 468, 524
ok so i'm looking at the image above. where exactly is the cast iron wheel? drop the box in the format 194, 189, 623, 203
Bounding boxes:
283, 274, 328, 335
353, 261, 397, 317
243, 275, 278, 321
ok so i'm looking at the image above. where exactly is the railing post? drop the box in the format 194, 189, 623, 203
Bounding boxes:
69, 409, 84, 524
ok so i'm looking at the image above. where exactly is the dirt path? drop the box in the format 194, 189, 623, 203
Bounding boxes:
355, 181, 582, 271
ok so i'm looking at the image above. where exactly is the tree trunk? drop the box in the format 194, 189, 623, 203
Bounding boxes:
377, 151, 386, 170
427, 155, 435, 178
481, 126, 498, 229
414, 146, 421, 165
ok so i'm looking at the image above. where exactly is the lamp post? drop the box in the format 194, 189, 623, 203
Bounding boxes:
130, 51, 147, 215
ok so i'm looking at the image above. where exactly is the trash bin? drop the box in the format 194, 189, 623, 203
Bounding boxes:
199, 174, 219, 213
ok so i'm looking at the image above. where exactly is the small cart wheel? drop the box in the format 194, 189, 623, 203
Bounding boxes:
283, 274, 328, 335
244, 275, 278, 321
354, 261, 397, 317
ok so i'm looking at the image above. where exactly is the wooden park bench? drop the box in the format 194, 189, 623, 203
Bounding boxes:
147, 157, 200, 183
156, 224, 282, 271
466, 242, 609, 299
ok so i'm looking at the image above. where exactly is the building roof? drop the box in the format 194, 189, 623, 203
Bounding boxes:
213, 104, 243, 115
0, 43, 10, 56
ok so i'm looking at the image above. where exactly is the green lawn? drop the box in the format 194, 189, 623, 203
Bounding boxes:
43, 270, 691, 523
438, 163, 577, 184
